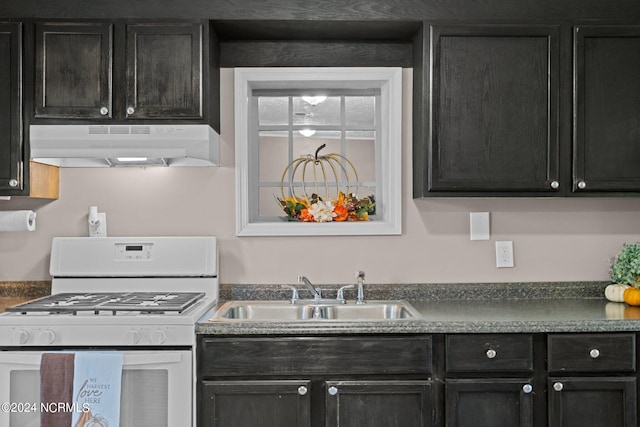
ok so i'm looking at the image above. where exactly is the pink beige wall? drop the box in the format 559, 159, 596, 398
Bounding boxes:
1, 69, 640, 284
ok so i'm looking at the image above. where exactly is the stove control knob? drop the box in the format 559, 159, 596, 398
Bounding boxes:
125, 329, 140, 345
12, 329, 29, 344
37, 330, 56, 345
150, 330, 167, 345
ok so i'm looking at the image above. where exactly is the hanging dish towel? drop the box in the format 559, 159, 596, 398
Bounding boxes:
71, 352, 124, 427
40, 353, 75, 427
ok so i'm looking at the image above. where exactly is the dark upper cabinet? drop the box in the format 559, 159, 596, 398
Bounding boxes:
125, 23, 203, 119
34, 22, 112, 119
33, 20, 205, 122
573, 26, 640, 193
0, 22, 23, 192
423, 25, 560, 195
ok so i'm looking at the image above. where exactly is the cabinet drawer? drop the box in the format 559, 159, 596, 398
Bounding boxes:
200, 335, 432, 377
446, 334, 533, 373
548, 333, 636, 373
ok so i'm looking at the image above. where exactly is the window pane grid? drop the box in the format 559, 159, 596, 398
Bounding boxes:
254, 91, 379, 221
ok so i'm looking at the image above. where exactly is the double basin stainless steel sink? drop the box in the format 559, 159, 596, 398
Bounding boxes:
209, 300, 419, 322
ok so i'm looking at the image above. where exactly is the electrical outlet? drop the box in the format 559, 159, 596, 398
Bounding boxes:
495, 241, 514, 268
89, 213, 107, 237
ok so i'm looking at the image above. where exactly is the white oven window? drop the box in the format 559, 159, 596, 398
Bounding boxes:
0, 351, 191, 427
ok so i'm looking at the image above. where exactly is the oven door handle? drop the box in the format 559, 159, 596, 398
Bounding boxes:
0, 351, 185, 366
122, 352, 184, 365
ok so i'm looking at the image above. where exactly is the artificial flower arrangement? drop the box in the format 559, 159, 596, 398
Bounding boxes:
276, 144, 375, 223
277, 191, 375, 222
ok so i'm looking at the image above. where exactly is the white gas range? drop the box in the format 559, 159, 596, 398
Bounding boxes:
0, 236, 219, 427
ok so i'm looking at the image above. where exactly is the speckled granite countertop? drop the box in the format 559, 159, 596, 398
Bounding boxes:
0, 281, 50, 313
196, 281, 640, 335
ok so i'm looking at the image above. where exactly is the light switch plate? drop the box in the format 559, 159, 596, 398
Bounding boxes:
470, 212, 490, 240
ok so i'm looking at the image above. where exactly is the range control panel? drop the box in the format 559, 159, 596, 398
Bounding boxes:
114, 243, 154, 261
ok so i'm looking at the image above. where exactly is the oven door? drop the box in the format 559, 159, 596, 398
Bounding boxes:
0, 350, 192, 427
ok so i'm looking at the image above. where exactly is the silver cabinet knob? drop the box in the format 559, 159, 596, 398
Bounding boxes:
100, 106, 109, 115
522, 384, 533, 394
577, 181, 587, 189
297, 386, 308, 396
589, 348, 600, 359
553, 382, 563, 392
550, 180, 560, 189
328, 386, 338, 396
127, 106, 135, 115
486, 349, 497, 359
8, 179, 18, 187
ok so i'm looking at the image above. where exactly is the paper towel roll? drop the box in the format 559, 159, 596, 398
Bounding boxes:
0, 210, 36, 232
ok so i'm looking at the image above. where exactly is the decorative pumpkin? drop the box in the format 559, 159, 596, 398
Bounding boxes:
276, 144, 375, 222
604, 283, 630, 302
623, 286, 640, 306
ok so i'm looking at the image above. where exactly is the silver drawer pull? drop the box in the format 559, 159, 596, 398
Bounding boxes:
297, 386, 308, 396
553, 382, 563, 392
589, 348, 600, 359
486, 349, 497, 359
328, 386, 338, 396
522, 384, 533, 394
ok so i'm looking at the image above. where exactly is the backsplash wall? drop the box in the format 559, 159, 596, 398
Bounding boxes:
1, 69, 640, 284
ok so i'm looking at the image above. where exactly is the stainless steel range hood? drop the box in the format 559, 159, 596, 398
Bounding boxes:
30, 124, 220, 167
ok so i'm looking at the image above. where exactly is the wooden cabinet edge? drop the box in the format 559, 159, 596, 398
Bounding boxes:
26, 160, 59, 199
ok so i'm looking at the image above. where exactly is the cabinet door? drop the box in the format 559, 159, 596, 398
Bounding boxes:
445, 379, 533, 427
0, 22, 23, 192
548, 377, 636, 427
200, 380, 310, 427
125, 23, 203, 119
427, 25, 560, 194
34, 22, 112, 119
574, 26, 640, 192
325, 381, 433, 427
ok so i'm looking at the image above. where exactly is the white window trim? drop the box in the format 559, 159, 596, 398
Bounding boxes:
235, 67, 402, 236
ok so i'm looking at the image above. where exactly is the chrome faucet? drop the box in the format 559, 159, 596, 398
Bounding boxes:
355, 271, 365, 304
298, 275, 322, 301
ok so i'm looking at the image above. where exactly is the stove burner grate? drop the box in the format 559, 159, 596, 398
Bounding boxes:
5, 292, 206, 315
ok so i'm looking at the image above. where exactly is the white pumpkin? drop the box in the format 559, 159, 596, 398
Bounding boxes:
605, 283, 630, 302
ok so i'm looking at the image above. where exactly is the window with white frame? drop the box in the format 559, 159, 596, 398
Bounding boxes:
235, 67, 402, 236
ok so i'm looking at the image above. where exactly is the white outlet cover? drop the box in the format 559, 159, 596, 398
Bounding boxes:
470, 212, 490, 240
495, 241, 514, 268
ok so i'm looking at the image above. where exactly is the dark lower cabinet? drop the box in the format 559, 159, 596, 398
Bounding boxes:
198, 332, 639, 427
201, 380, 311, 427
445, 379, 533, 427
548, 377, 637, 427
197, 335, 434, 427
326, 381, 433, 427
